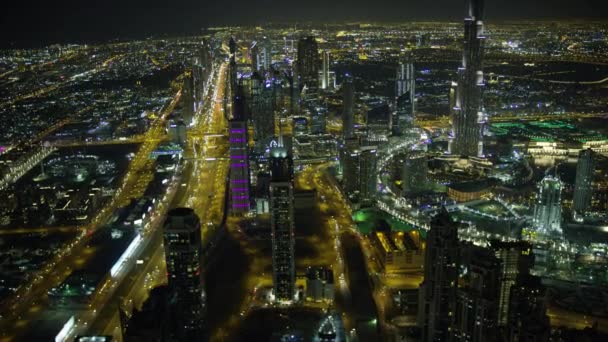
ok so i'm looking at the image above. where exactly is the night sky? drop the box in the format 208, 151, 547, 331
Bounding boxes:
1, 0, 607, 47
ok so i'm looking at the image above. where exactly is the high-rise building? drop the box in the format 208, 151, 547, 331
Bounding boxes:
394, 59, 415, 135
290, 70, 301, 115
490, 240, 534, 327
229, 37, 238, 99
250, 72, 275, 153
182, 75, 195, 126
401, 152, 427, 196
533, 175, 563, 236
296, 36, 320, 96
293, 116, 308, 136
450, 0, 486, 157
418, 210, 459, 342
453, 243, 501, 342
359, 145, 378, 204
269, 138, 296, 302
229, 86, 251, 215
320, 50, 330, 90
507, 274, 550, 342
342, 75, 355, 140
573, 148, 595, 219
251, 37, 271, 72
310, 106, 327, 135
340, 138, 361, 200
163, 208, 205, 334
366, 102, 391, 142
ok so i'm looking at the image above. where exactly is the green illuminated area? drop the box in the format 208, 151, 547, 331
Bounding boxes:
489, 119, 608, 144
467, 200, 516, 218
352, 208, 424, 237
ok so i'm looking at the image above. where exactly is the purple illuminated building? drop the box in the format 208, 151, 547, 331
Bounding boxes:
229, 86, 251, 215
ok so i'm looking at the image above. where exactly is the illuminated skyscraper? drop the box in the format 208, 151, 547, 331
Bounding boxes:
394, 58, 415, 135
418, 210, 459, 342
573, 148, 595, 219
320, 50, 330, 89
359, 145, 378, 204
490, 240, 534, 327
229, 86, 251, 214
296, 36, 320, 96
401, 152, 427, 196
342, 75, 355, 140
533, 175, 563, 236
251, 37, 271, 71
450, 0, 486, 157
163, 208, 205, 334
269, 137, 295, 302
250, 72, 275, 153
340, 138, 361, 200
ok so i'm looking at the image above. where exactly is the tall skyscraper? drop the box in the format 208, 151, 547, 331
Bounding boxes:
453, 243, 501, 342
310, 106, 327, 135
490, 240, 534, 327
418, 210, 459, 342
359, 145, 378, 204
533, 175, 563, 236
163, 208, 205, 334
507, 274, 550, 342
296, 36, 320, 96
269, 137, 295, 302
229, 86, 251, 214
342, 75, 355, 140
394, 58, 415, 135
182, 75, 195, 126
450, 0, 486, 157
401, 152, 427, 196
250, 72, 275, 153
320, 50, 330, 90
573, 148, 595, 219
250, 37, 271, 71
340, 138, 361, 200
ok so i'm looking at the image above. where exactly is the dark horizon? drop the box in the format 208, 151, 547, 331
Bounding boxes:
1, 0, 607, 49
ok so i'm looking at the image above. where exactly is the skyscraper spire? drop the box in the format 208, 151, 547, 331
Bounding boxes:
450, 0, 486, 157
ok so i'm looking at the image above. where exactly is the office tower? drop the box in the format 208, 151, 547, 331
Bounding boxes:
418, 210, 459, 342
359, 145, 378, 204
182, 75, 195, 126
394, 58, 415, 136
573, 148, 595, 219
290, 70, 301, 115
296, 36, 320, 96
229, 37, 238, 98
229, 86, 251, 214
261, 37, 272, 70
453, 244, 501, 342
401, 152, 427, 196
533, 175, 563, 236
342, 75, 355, 140
269, 137, 296, 302
250, 72, 275, 152
229, 36, 236, 57
250, 41, 261, 71
310, 106, 326, 135
366, 102, 391, 142
507, 274, 550, 342
450, 0, 486, 157
163, 208, 205, 333
320, 50, 330, 89
490, 240, 534, 327
340, 138, 361, 200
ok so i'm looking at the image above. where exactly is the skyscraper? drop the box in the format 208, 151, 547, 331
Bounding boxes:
394, 58, 415, 135
418, 210, 459, 342
269, 138, 295, 302
320, 50, 330, 90
310, 106, 327, 135
401, 152, 427, 196
182, 74, 195, 126
533, 175, 563, 236
453, 243, 501, 342
340, 138, 361, 200
229, 86, 251, 214
342, 75, 355, 140
296, 36, 320, 96
163, 208, 205, 334
250, 72, 275, 153
507, 274, 550, 342
450, 0, 486, 157
359, 145, 378, 204
490, 240, 534, 327
573, 148, 595, 219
